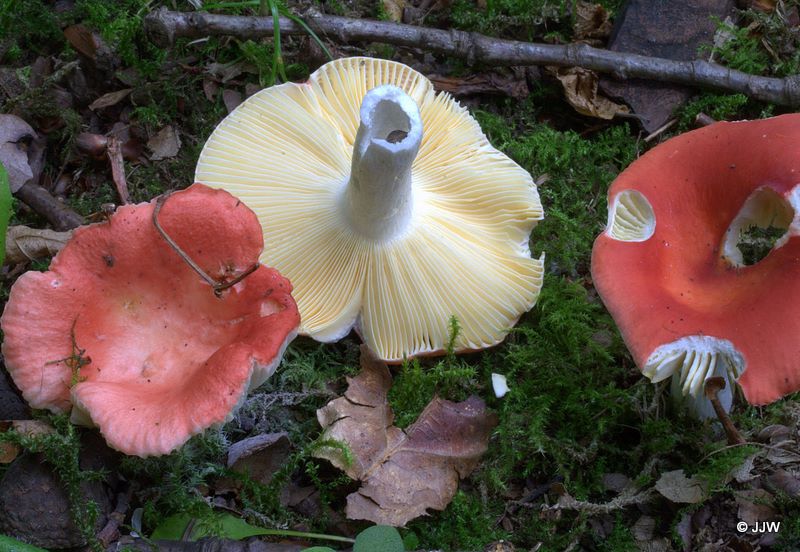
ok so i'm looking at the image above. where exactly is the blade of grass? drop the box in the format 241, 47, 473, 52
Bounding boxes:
0, 164, 12, 266
269, 0, 288, 82
202, 0, 260, 10
282, 11, 334, 61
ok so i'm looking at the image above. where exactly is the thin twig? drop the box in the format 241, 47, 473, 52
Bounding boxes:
521, 487, 655, 515
106, 136, 130, 204
695, 112, 718, 127
151, 192, 259, 297
145, 8, 800, 106
13, 181, 85, 231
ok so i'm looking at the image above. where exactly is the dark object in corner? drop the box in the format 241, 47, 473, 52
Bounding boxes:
0, 361, 30, 420
599, 0, 736, 133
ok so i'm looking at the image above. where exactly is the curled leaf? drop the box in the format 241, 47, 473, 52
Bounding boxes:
315, 346, 497, 526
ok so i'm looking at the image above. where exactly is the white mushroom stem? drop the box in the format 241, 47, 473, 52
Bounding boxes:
342, 85, 423, 241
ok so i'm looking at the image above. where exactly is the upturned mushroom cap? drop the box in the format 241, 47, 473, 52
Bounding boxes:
591, 114, 800, 410
196, 57, 544, 362
1, 184, 299, 456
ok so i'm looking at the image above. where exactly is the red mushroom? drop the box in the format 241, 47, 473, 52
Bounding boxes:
591, 114, 800, 415
1, 184, 299, 456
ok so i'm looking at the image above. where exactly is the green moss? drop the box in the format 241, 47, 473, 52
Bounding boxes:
0, 0, 62, 59
0, 415, 104, 551
694, 444, 758, 492
596, 516, 638, 551
409, 490, 508, 550
75, 0, 166, 76
119, 432, 229, 532
446, 0, 623, 41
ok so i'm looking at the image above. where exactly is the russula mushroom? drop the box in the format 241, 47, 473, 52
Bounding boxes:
591, 114, 800, 416
196, 57, 544, 362
0, 184, 299, 456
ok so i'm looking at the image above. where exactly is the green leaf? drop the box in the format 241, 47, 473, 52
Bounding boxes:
151, 512, 273, 541
300, 548, 336, 552
0, 164, 13, 266
217, 513, 274, 539
353, 525, 405, 552
0, 534, 49, 552
150, 513, 195, 540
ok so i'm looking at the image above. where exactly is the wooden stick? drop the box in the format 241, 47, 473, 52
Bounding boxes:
145, 8, 800, 106
13, 182, 85, 231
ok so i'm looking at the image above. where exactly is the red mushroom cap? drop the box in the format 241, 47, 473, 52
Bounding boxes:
1, 184, 299, 456
591, 114, 800, 407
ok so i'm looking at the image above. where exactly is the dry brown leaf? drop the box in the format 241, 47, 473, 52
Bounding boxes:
203, 78, 219, 102
602, 472, 630, 493
574, 1, 612, 40
315, 345, 497, 526
88, 89, 132, 111
5, 225, 72, 265
382, 0, 405, 22
147, 125, 181, 161
226, 432, 290, 486
429, 70, 529, 99
63, 24, 99, 59
735, 489, 776, 525
223, 89, 243, 113
631, 515, 655, 542
551, 67, 629, 119
0, 114, 36, 193
206, 61, 250, 83
748, 0, 777, 12
730, 452, 760, 483
654, 469, 707, 504
767, 468, 800, 497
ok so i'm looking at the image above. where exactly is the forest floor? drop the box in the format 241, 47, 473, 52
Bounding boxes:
1, 1, 800, 551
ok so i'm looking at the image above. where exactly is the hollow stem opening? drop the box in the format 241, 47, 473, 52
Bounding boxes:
722, 187, 792, 267
341, 85, 423, 241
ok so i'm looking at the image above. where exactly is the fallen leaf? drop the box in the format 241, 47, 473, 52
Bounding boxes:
147, 126, 181, 161
602, 472, 630, 493
88, 89, 132, 111
280, 482, 321, 517
429, 70, 529, 99
757, 424, 791, 443
315, 345, 497, 526
382, 0, 405, 22
63, 24, 99, 59
748, 0, 777, 11
203, 78, 219, 101
631, 515, 655, 541
767, 468, 800, 497
0, 114, 36, 193
735, 489, 776, 525
223, 89, 244, 113
574, 1, 612, 41
597, 0, 734, 132
206, 61, 250, 83
550, 67, 629, 120
226, 432, 290, 486
654, 469, 707, 504
766, 445, 800, 465
5, 225, 72, 265
730, 452, 760, 483
245, 82, 261, 98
